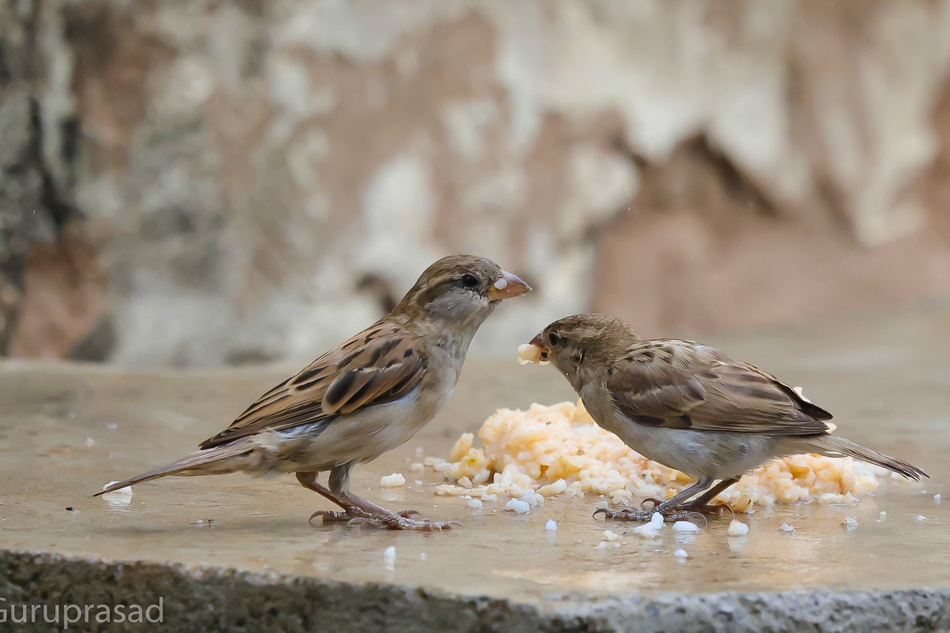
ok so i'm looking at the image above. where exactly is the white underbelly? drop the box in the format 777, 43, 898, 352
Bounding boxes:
606, 413, 778, 480
239, 377, 456, 475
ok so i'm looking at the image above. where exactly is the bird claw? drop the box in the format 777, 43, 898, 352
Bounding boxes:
593, 507, 656, 522
592, 507, 690, 522
308, 510, 353, 525
309, 506, 376, 526
310, 508, 460, 531
381, 515, 462, 531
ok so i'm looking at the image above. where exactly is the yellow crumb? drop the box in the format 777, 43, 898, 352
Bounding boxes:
434, 400, 883, 512
517, 343, 547, 365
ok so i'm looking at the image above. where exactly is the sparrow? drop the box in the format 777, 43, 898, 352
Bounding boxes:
97, 255, 532, 530
522, 314, 926, 521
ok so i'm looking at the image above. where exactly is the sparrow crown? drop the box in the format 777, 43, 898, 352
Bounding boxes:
393, 255, 529, 341
538, 314, 637, 378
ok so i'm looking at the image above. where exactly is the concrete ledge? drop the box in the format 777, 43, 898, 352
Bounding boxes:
2, 551, 948, 633
4, 308, 950, 632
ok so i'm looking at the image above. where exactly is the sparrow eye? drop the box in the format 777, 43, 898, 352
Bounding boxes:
459, 273, 479, 289
547, 332, 560, 347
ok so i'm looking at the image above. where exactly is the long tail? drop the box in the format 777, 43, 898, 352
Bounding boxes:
94, 443, 251, 496
802, 434, 927, 481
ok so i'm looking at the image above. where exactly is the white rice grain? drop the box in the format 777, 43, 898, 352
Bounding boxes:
727, 520, 749, 536
505, 499, 530, 514
672, 521, 701, 533
380, 473, 406, 488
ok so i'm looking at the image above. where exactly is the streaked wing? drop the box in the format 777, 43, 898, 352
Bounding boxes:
198, 321, 428, 449
606, 339, 832, 436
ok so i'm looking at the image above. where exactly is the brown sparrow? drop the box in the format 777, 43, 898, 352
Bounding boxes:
97, 255, 531, 530
522, 314, 926, 521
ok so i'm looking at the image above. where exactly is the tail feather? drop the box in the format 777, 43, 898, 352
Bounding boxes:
804, 434, 927, 481
94, 443, 251, 496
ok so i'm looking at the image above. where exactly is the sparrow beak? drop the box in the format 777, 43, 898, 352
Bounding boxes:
488, 270, 532, 301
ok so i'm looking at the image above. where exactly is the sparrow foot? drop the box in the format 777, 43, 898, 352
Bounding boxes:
309, 509, 351, 525
309, 507, 424, 525
309, 506, 458, 530
383, 514, 463, 531
680, 502, 730, 516
308, 506, 376, 525
346, 513, 463, 531
309, 508, 420, 526
592, 507, 690, 522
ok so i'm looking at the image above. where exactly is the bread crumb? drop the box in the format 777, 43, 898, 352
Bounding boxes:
380, 473, 406, 488
383, 546, 396, 571
545, 519, 557, 531
728, 520, 750, 536
100, 482, 133, 505
504, 499, 530, 514
517, 343, 548, 366
633, 524, 659, 539
672, 521, 701, 533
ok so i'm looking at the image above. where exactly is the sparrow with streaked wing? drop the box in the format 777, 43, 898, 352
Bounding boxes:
97, 255, 531, 530
522, 314, 926, 521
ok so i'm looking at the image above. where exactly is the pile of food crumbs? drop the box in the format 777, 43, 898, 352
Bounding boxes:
429, 400, 887, 513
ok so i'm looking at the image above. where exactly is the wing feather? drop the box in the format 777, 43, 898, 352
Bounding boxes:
607, 339, 831, 436
198, 322, 428, 449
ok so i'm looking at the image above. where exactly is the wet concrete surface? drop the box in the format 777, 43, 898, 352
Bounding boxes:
1, 303, 950, 631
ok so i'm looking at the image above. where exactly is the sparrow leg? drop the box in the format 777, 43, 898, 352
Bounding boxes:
332, 466, 461, 531
679, 477, 739, 514
296, 472, 374, 524
594, 477, 714, 522
301, 466, 459, 531
296, 471, 407, 524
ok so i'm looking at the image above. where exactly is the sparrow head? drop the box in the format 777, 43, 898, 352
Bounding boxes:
395, 254, 531, 332
528, 314, 636, 384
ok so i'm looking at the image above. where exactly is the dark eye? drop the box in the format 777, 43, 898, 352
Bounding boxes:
460, 273, 479, 289
547, 332, 560, 347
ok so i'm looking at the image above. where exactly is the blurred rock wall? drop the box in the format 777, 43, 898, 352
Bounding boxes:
3, 0, 950, 366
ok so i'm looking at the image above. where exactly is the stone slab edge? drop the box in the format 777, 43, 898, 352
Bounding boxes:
0, 549, 947, 633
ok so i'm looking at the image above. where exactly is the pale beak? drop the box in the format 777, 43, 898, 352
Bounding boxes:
488, 270, 532, 301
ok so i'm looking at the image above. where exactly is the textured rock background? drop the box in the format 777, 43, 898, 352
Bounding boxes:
2, 0, 950, 366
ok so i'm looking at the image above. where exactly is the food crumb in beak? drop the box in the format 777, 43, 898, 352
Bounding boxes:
493, 278, 508, 290
518, 343, 549, 365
